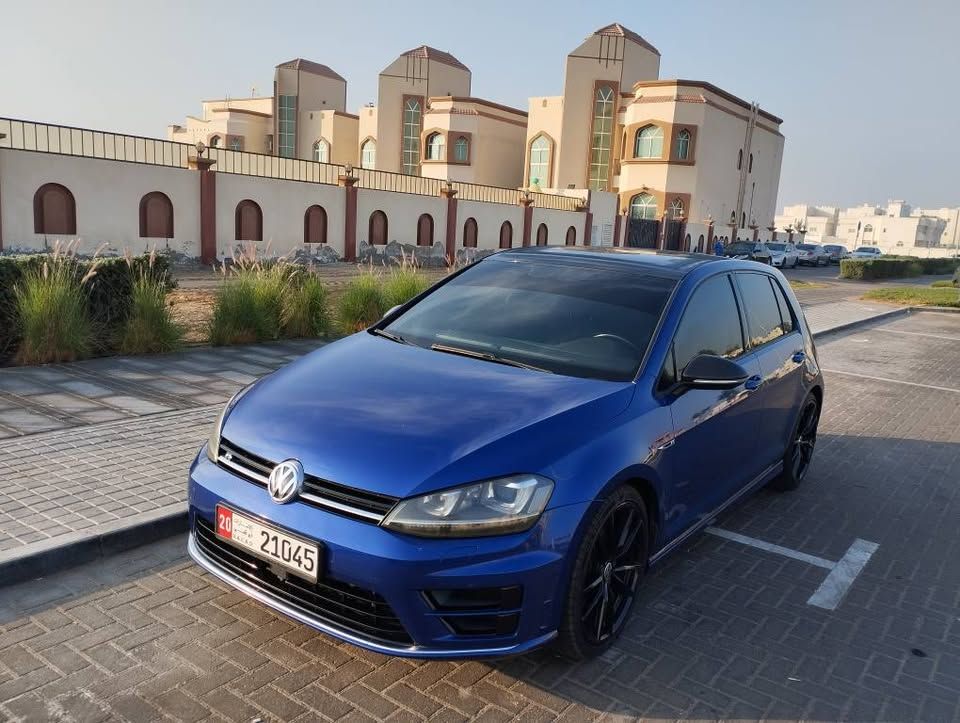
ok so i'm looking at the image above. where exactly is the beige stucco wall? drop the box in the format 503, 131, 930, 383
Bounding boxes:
357, 106, 378, 166
531, 207, 584, 246
215, 173, 345, 259
420, 98, 526, 187
0, 149, 200, 256
525, 97, 564, 189
375, 57, 470, 174
355, 188, 447, 247
456, 200, 524, 250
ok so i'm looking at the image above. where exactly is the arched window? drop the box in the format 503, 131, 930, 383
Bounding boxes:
741, 212, 746, 228
209, 135, 221, 148
684, 233, 692, 250
697, 233, 705, 252
863, 224, 874, 233
139, 191, 174, 238
228, 137, 242, 151
453, 136, 469, 163
369, 210, 388, 245
417, 213, 434, 246
675, 129, 691, 160
33, 183, 76, 235
629, 193, 657, 220
499, 221, 513, 249
235, 199, 263, 241
565, 226, 577, 246
360, 139, 376, 169
748, 153, 754, 173
304, 205, 327, 244
313, 139, 329, 163
536, 223, 548, 246
588, 85, 615, 191
402, 97, 422, 174
737, 149, 743, 170
669, 198, 685, 219
635, 125, 664, 159
463, 218, 478, 248
528, 135, 551, 187
425, 132, 445, 161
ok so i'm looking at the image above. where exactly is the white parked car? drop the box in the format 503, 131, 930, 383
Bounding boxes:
766, 242, 799, 269
851, 246, 883, 259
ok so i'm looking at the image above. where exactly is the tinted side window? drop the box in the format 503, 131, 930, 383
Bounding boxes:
770, 279, 795, 333
672, 274, 745, 377
737, 273, 785, 347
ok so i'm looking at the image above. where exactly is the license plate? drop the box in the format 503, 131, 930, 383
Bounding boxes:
215, 505, 320, 582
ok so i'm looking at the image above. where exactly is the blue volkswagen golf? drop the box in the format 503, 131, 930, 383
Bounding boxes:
188, 247, 823, 659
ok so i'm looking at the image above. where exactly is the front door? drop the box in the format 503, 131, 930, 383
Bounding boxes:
658, 274, 764, 539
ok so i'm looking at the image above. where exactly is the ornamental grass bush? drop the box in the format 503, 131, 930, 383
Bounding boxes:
281, 273, 331, 338
382, 267, 430, 309
13, 242, 96, 364
118, 250, 184, 354
337, 273, 386, 334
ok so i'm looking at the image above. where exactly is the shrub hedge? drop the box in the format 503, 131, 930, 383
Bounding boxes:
839, 256, 960, 280
0, 253, 175, 363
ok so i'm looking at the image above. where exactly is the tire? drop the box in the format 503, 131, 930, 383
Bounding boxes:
555, 486, 649, 660
770, 394, 820, 491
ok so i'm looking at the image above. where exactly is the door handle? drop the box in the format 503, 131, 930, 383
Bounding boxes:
792, 351, 806, 364
744, 375, 764, 391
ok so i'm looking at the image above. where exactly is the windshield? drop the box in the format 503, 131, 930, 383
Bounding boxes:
767, 243, 787, 251
823, 245, 840, 252
728, 243, 755, 253
384, 256, 676, 381
798, 244, 818, 251
855, 247, 878, 253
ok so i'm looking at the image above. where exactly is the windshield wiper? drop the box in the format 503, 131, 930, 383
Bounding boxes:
369, 328, 413, 345
430, 343, 553, 373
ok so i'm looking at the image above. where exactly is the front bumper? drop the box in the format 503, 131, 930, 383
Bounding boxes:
187, 451, 588, 658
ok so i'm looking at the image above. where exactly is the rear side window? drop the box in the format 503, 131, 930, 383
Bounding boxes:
737, 273, 786, 346
671, 274, 745, 378
770, 279, 795, 333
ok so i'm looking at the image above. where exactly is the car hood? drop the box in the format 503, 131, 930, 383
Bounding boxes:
220, 333, 635, 499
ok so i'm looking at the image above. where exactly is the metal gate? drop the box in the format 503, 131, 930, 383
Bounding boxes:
626, 218, 660, 248
663, 220, 685, 251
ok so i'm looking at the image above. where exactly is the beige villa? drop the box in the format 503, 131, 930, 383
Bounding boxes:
168, 23, 784, 238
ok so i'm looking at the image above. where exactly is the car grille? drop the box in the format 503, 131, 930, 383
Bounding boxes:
216, 438, 398, 523
194, 516, 413, 647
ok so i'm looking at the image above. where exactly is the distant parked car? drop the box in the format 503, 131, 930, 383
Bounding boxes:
766, 243, 799, 269
851, 247, 883, 259
723, 241, 772, 265
822, 245, 850, 264
796, 244, 830, 267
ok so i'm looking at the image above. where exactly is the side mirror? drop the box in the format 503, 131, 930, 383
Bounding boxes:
680, 354, 750, 390
382, 305, 402, 320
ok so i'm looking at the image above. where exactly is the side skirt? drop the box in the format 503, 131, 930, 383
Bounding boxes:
647, 460, 783, 567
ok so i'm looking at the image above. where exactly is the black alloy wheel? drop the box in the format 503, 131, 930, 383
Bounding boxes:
771, 394, 820, 491
556, 487, 648, 659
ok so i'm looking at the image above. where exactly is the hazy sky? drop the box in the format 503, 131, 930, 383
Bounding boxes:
2, 0, 958, 211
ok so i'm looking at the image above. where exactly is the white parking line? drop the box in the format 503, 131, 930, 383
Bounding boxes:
821, 368, 960, 394
705, 527, 879, 611
705, 527, 834, 569
807, 539, 880, 610
872, 328, 960, 342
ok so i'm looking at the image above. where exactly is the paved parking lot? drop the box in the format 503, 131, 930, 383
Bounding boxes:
0, 312, 958, 721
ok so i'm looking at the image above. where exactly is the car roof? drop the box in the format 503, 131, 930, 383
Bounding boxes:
495, 246, 727, 278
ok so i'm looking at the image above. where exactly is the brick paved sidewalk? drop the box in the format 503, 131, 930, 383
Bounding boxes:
0, 339, 320, 438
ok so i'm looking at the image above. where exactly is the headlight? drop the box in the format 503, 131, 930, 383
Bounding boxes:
206, 382, 257, 462
381, 474, 554, 538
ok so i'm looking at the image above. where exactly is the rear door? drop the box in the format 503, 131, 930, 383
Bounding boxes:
733, 272, 806, 467
658, 273, 764, 537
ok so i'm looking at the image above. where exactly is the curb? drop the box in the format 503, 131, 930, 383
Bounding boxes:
810, 306, 913, 340
0, 506, 187, 588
